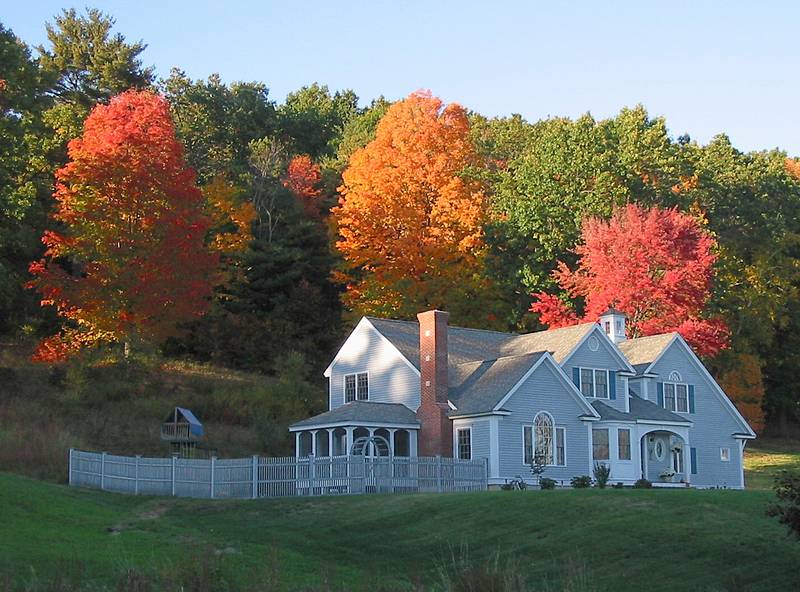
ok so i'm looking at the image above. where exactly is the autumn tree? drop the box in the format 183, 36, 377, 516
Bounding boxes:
334, 91, 493, 324
29, 90, 217, 361
283, 155, 323, 217
530, 204, 729, 357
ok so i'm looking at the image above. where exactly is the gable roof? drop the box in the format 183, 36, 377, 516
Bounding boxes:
617, 333, 677, 374
289, 401, 419, 430
366, 317, 596, 369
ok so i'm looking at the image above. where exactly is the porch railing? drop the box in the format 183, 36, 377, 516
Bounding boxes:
67, 449, 488, 499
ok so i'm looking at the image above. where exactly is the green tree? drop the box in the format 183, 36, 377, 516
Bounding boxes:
37, 8, 154, 146
161, 70, 277, 184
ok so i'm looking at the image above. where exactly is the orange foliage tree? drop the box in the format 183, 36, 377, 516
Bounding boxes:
203, 176, 256, 253
333, 91, 488, 322
28, 90, 218, 361
282, 154, 323, 217
531, 204, 729, 357
717, 352, 766, 432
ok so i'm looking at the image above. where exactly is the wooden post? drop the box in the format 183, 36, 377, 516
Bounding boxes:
68, 448, 74, 486
309, 454, 315, 496
171, 455, 176, 496
210, 456, 216, 499
135, 455, 140, 495
252, 455, 258, 499
100, 452, 106, 491
484, 457, 489, 490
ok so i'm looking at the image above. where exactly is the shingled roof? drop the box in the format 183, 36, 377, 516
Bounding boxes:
367, 317, 595, 369
289, 401, 420, 429
591, 395, 691, 424
617, 333, 677, 374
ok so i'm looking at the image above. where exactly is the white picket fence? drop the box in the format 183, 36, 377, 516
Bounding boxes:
67, 449, 488, 499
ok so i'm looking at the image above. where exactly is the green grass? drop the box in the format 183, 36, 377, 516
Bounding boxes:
3, 472, 800, 591
744, 439, 800, 490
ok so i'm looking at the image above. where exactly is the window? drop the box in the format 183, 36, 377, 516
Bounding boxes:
603, 320, 611, 334
663, 381, 689, 412
720, 447, 730, 462
534, 413, 554, 465
592, 428, 609, 460
457, 428, 471, 460
579, 368, 610, 399
524, 413, 566, 466
672, 446, 684, 473
618, 429, 631, 460
344, 372, 368, 402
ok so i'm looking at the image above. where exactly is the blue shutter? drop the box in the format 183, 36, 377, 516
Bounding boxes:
609, 371, 616, 400
690, 447, 697, 474
656, 382, 664, 407
688, 385, 696, 413
572, 367, 580, 388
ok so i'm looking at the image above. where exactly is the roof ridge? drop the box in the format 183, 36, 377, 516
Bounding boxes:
623, 332, 678, 343
451, 351, 546, 368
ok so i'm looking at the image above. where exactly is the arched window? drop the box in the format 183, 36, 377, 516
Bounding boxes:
534, 412, 554, 465
669, 371, 682, 382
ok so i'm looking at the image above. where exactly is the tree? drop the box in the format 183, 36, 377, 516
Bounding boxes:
717, 352, 766, 432
37, 8, 154, 145
28, 90, 217, 361
161, 70, 277, 184
530, 204, 729, 357
767, 472, 800, 540
283, 155, 323, 217
334, 91, 493, 325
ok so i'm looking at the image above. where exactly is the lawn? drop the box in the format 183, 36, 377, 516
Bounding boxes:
2, 471, 800, 591
744, 438, 800, 490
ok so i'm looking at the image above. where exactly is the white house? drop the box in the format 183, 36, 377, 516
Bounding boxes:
290, 309, 756, 488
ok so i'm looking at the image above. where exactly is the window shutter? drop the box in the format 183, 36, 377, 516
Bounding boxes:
656, 382, 664, 407
690, 447, 697, 474
688, 385, 695, 413
572, 367, 580, 388
609, 371, 616, 400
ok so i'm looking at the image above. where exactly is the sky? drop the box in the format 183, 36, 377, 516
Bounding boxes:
5, 1, 798, 154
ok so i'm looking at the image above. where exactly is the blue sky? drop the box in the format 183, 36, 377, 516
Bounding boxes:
5, 1, 798, 154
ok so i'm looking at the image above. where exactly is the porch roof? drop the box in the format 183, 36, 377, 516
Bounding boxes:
591, 396, 692, 424
289, 401, 420, 430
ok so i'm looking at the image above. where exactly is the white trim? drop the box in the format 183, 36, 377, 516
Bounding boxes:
617, 427, 632, 461
663, 335, 756, 437
591, 427, 611, 462
493, 353, 600, 418
343, 370, 370, 403
561, 324, 637, 374
455, 427, 473, 460
449, 410, 512, 419
577, 367, 611, 399
661, 381, 690, 414
289, 421, 419, 432
323, 318, 421, 378
636, 419, 693, 427
520, 412, 568, 468
720, 446, 731, 462
489, 416, 500, 479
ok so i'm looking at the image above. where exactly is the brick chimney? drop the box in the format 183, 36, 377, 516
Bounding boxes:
416, 309, 453, 457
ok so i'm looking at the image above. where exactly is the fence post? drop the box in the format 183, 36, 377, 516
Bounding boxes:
100, 451, 106, 491
135, 455, 140, 495
484, 457, 489, 490
68, 448, 73, 486
171, 455, 176, 497
210, 456, 216, 499
436, 455, 443, 493
309, 454, 315, 496
252, 455, 258, 499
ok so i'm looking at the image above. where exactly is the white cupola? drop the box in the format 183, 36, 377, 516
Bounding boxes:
599, 308, 627, 344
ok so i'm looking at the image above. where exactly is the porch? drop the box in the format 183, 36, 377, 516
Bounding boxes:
640, 428, 691, 485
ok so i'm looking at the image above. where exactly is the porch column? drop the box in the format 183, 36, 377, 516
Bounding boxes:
410, 430, 418, 457
388, 429, 397, 456
345, 427, 354, 456
367, 428, 375, 456
295, 432, 301, 458
641, 435, 649, 479
311, 430, 318, 456
327, 429, 334, 458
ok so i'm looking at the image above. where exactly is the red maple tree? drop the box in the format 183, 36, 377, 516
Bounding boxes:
530, 204, 729, 357
282, 154, 323, 217
28, 90, 218, 361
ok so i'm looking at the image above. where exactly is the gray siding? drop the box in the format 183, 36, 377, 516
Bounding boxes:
453, 417, 491, 464
329, 322, 421, 412
564, 328, 628, 413
649, 342, 746, 488
498, 359, 592, 483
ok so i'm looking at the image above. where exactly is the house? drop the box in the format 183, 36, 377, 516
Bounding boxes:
290, 309, 756, 488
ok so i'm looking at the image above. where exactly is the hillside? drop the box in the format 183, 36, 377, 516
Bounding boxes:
2, 472, 799, 591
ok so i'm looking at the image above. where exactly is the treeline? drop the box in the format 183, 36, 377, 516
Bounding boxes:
2, 9, 799, 435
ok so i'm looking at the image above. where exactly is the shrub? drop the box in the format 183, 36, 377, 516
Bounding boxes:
593, 462, 611, 488
611, 482, 625, 489
634, 478, 653, 488
570, 475, 592, 488
767, 471, 800, 539
540, 477, 557, 490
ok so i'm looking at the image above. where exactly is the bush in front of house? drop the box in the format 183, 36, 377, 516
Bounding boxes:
571, 475, 592, 488
612, 482, 625, 489
540, 477, 557, 490
634, 478, 653, 488
767, 471, 800, 539
593, 462, 611, 488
